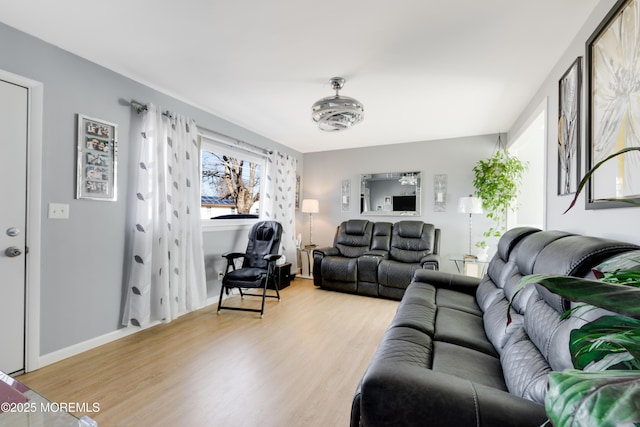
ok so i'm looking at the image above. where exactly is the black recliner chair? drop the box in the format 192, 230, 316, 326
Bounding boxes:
218, 220, 283, 318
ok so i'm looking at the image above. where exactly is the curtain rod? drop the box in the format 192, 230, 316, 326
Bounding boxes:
130, 100, 174, 119
130, 99, 273, 156
199, 127, 273, 156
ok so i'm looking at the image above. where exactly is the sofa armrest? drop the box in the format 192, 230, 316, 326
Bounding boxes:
312, 247, 339, 286
412, 269, 480, 295
313, 247, 339, 257
358, 363, 546, 427
420, 254, 439, 270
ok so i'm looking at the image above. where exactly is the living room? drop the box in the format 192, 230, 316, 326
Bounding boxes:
1, 0, 639, 425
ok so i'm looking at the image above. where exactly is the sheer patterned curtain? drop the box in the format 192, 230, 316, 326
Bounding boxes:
122, 104, 206, 327
262, 151, 298, 271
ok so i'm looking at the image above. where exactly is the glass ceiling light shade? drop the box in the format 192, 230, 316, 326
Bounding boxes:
311, 77, 364, 132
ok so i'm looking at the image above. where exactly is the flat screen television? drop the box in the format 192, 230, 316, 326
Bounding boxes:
392, 195, 416, 212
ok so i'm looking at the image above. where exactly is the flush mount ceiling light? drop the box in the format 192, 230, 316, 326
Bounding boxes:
311, 77, 364, 132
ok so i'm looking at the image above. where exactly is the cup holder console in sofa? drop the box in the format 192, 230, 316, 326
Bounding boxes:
313, 219, 440, 300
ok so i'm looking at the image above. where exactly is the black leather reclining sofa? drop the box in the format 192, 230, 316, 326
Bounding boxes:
313, 219, 440, 300
351, 227, 640, 426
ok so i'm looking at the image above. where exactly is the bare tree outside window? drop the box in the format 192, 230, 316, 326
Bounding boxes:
201, 151, 260, 214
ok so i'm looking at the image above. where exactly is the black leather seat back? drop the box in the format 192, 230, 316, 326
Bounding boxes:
371, 222, 392, 251
243, 221, 283, 269
389, 221, 435, 263
334, 219, 373, 258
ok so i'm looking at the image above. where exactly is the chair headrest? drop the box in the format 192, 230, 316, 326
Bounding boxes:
256, 224, 275, 241
344, 220, 369, 235
396, 221, 424, 238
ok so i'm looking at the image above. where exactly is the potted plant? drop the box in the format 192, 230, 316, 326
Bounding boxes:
472, 139, 528, 250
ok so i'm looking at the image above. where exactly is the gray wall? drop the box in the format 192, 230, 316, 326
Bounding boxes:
0, 22, 302, 355
509, 0, 640, 246
302, 135, 497, 273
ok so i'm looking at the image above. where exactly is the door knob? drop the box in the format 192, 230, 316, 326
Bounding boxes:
4, 246, 22, 257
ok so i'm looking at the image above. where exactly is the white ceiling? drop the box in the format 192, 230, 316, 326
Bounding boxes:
0, 0, 599, 153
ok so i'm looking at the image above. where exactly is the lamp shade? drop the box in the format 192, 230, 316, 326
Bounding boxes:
457, 196, 483, 214
301, 199, 319, 213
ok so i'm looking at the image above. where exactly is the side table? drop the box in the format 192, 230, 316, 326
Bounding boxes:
297, 247, 315, 279
449, 256, 489, 278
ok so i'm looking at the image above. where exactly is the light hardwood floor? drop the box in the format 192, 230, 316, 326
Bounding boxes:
17, 279, 398, 427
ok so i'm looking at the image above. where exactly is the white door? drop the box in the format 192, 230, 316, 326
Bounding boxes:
0, 78, 28, 374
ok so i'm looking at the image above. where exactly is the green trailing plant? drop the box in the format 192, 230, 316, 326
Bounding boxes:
472, 147, 527, 248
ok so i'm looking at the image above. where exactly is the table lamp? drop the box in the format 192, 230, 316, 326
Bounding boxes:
457, 195, 483, 258
301, 199, 319, 248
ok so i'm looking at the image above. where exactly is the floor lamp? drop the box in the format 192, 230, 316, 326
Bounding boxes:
301, 199, 319, 248
457, 195, 483, 258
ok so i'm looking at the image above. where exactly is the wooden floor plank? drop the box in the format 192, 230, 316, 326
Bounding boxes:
17, 279, 398, 426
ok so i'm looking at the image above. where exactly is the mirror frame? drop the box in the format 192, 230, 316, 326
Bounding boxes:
360, 171, 421, 216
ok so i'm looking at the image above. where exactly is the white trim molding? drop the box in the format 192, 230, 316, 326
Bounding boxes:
0, 69, 44, 373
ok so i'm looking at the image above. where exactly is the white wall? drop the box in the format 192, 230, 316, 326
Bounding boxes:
509, 0, 640, 245
508, 109, 546, 230
302, 134, 497, 273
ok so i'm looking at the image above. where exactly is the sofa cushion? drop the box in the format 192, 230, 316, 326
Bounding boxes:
389, 283, 437, 335
344, 219, 369, 235
435, 288, 481, 316
496, 227, 541, 261
371, 222, 392, 251
335, 220, 373, 258
529, 284, 614, 372
475, 277, 505, 312
435, 308, 498, 356
377, 260, 422, 288
501, 327, 551, 404
432, 341, 507, 390
389, 221, 435, 263
374, 326, 433, 367
532, 235, 640, 277
320, 256, 358, 282
483, 298, 523, 354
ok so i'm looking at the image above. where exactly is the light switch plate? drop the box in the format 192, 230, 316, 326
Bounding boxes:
48, 203, 70, 219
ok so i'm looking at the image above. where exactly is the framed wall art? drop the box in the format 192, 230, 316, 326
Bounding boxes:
76, 114, 118, 201
585, 0, 640, 209
558, 57, 581, 196
341, 179, 350, 211
434, 174, 447, 211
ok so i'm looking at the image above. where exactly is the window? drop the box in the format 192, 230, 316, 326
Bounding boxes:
200, 137, 266, 221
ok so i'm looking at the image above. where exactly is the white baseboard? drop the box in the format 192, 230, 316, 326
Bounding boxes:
35, 299, 224, 370
36, 322, 160, 369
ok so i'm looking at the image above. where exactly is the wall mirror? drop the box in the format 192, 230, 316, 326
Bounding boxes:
360, 171, 421, 216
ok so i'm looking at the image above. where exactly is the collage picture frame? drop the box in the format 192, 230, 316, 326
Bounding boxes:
76, 114, 118, 201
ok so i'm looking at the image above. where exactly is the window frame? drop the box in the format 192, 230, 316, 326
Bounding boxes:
199, 135, 267, 232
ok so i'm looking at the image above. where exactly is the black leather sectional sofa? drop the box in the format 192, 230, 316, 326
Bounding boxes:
351, 227, 640, 426
313, 220, 440, 300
